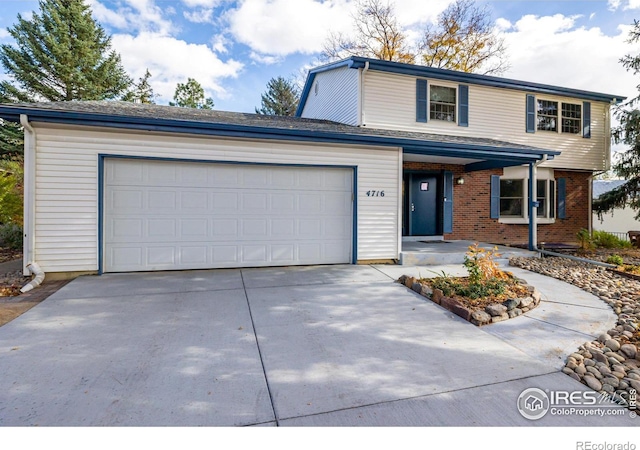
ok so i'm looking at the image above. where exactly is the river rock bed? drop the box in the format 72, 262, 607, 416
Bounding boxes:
510, 256, 640, 411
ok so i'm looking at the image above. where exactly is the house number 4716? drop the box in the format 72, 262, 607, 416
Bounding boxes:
366, 190, 385, 197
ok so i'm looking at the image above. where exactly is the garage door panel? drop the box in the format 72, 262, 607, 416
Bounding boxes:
104, 159, 353, 272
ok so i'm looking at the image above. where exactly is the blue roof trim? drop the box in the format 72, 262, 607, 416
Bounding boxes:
1, 105, 558, 167
297, 56, 625, 115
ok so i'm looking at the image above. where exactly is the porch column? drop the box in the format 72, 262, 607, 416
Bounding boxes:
528, 162, 538, 250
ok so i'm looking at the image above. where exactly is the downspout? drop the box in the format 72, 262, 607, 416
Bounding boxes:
20, 262, 45, 293
20, 114, 37, 278
359, 61, 369, 127
528, 155, 548, 251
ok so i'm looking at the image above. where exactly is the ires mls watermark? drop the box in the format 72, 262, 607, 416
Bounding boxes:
516, 387, 637, 420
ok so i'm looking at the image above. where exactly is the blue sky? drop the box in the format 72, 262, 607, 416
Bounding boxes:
1, 0, 640, 113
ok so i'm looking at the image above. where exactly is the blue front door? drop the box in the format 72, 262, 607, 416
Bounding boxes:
407, 173, 440, 236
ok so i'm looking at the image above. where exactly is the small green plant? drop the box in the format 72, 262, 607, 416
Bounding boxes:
0, 222, 23, 250
606, 254, 624, 266
591, 230, 632, 249
576, 228, 593, 251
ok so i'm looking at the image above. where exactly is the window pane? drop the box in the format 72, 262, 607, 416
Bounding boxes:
537, 179, 546, 198
500, 199, 522, 217
430, 86, 456, 103
537, 199, 546, 217
500, 179, 523, 197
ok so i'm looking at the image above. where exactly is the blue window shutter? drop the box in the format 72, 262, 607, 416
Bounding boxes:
490, 175, 500, 219
458, 84, 469, 127
557, 177, 566, 219
526, 94, 536, 133
443, 171, 453, 233
583, 101, 591, 138
416, 79, 428, 123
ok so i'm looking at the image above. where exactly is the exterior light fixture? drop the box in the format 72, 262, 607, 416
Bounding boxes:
456, 177, 465, 185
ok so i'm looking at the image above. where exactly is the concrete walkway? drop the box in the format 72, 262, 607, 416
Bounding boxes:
0, 264, 636, 426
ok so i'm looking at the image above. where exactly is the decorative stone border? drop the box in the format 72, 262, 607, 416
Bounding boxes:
397, 275, 541, 326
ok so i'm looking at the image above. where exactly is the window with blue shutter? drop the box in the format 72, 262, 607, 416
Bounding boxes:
416, 79, 428, 123
583, 102, 591, 138
458, 85, 469, 127
443, 171, 453, 233
490, 175, 500, 219
526, 94, 536, 133
557, 178, 567, 219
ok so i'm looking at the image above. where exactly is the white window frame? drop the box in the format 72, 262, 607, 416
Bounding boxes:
536, 98, 582, 135
429, 84, 458, 124
498, 167, 556, 225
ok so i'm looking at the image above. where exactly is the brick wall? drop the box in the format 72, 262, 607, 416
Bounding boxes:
403, 162, 591, 246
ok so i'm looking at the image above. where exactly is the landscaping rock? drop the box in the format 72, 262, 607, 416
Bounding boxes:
491, 313, 509, 323
583, 375, 603, 392
431, 288, 444, 305
605, 339, 621, 352
508, 308, 523, 318
471, 310, 491, 326
620, 344, 637, 360
519, 297, 533, 308
485, 303, 508, 317
411, 282, 423, 293
502, 299, 519, 311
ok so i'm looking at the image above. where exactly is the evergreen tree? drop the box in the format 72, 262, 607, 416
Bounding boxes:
255, 77, 300, 116
169, 78, 214, 109
0, 121, 24, 162
0, 0, 132, 102
122, 69, 156, 104
593, 20, 640, 220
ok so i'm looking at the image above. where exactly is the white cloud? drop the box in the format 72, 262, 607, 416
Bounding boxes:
0, 28, 9, 40
183, 8, 214, 23
608, 0, 622, 10
224, 0, 456, 59
226, 0, 353, 56
112, 32, 244, 101
182, 0, 222, 6
249, 52, 283, 65
88, 0, 175, 36
625, 0, 640, 9
501, 14, 639, 104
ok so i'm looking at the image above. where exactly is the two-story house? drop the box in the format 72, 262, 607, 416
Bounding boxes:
0, 57, 623, 276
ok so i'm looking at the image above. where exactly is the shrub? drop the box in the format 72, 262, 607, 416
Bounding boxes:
0, 159, 23, 224
591, 230, 632, 249
0, 222, 23, 250
606, 254, 624, 266
576, 228, 593, 251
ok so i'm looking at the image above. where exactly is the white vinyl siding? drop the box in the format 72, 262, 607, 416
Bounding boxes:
362, 70, 609, 171
31, 124, 400, 273
300, 65, 360, 125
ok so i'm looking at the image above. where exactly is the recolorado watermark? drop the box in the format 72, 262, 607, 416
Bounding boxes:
516, 387, 637, 420
575, 443, 636, 450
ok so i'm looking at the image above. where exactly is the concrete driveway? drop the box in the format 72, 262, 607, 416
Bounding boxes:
0, 264, 636, 426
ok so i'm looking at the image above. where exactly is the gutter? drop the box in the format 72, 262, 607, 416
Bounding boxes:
20, 114, 36, 277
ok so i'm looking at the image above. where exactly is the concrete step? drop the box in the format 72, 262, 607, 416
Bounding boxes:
399, 249, 538, 266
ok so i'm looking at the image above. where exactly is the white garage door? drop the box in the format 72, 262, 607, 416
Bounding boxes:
103, 158, 354, 272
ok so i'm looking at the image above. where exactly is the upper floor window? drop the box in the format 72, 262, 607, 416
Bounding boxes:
561, 103, 581, 134
416, 79, 468, 126
537, 100, 558, 132
430, 86, 456, 122
527, 94, 590, 138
